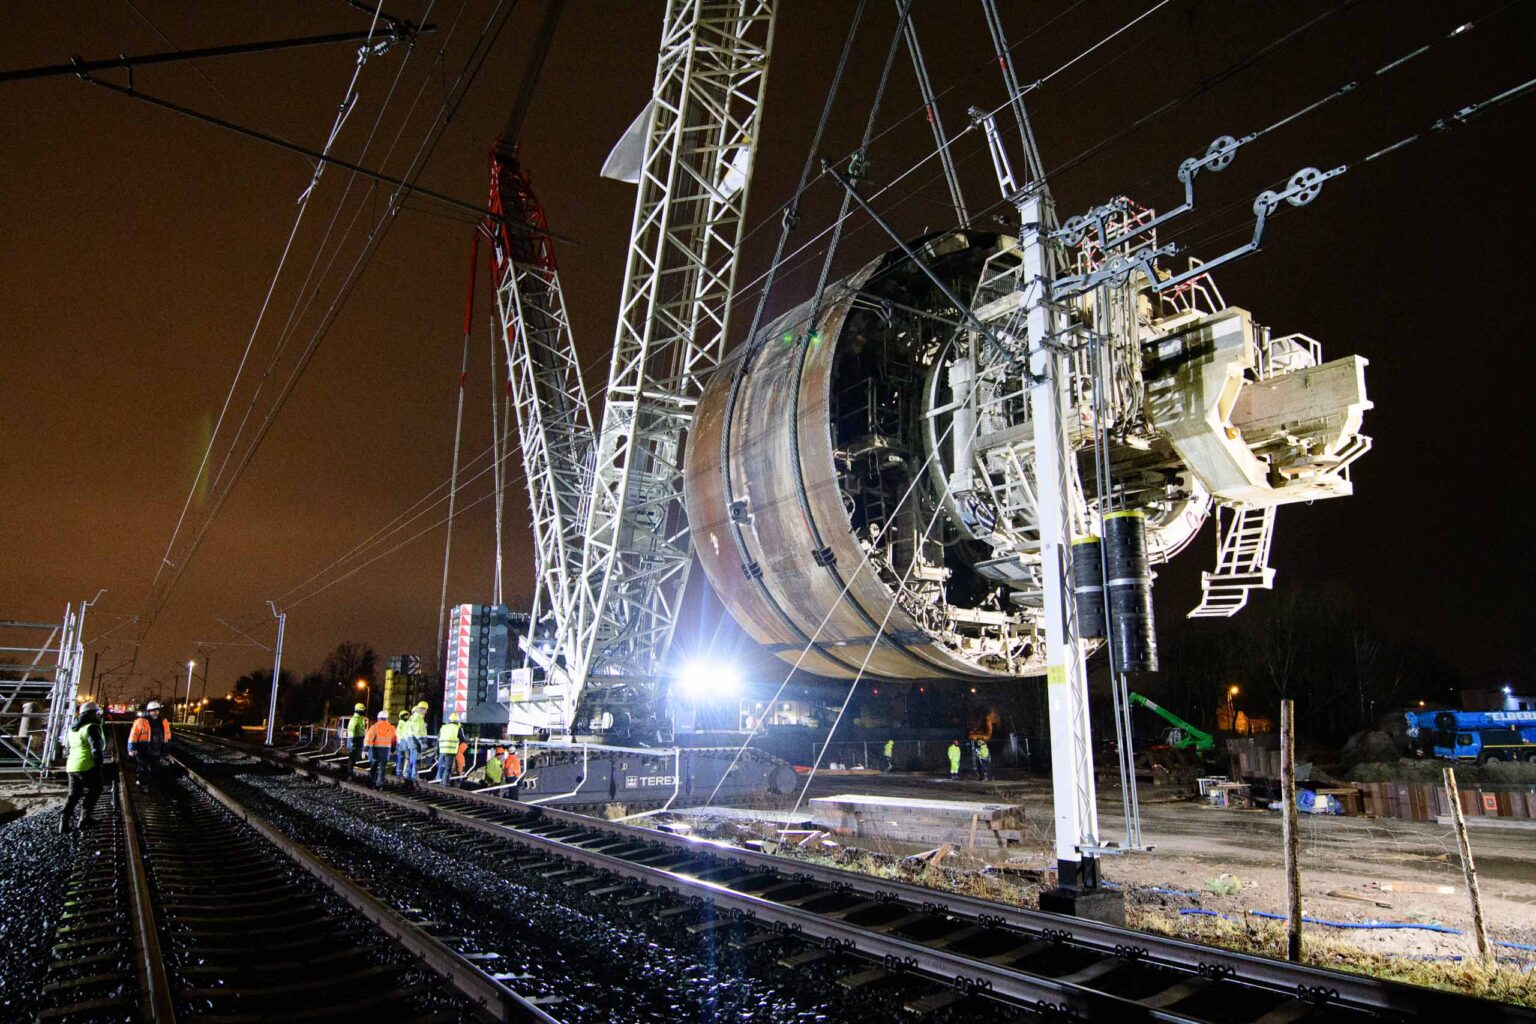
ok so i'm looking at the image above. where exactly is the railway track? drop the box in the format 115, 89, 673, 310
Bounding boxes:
31, 739, 567, 1023
30, 762, 138, 1023
208, 731, 1536, 1023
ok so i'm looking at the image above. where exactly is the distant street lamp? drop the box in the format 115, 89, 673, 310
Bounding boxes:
356, 678, 370, 708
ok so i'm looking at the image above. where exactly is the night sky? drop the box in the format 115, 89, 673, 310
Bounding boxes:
3, 1, 1532, 704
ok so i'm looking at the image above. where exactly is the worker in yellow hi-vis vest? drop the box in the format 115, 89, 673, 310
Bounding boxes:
435, 713, 461, 785
60, 702, 106, 833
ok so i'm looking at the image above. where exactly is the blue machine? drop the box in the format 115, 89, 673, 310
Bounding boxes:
1404, 709, 1536, 762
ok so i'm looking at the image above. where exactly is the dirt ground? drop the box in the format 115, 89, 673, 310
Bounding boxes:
676, 770, 1536, 965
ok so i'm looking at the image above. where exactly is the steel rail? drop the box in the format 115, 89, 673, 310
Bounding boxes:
449, 779, 1530, 1020
177, 756, 559, 1024
222, 732, 1536, 1023
294, 767, 1189, 1020
117, 757, 179, 1022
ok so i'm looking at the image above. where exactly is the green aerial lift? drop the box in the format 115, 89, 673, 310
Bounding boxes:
1128, 692, 1216, 754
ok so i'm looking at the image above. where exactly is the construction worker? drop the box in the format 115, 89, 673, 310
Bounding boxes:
947, 739, 962, 778
60, 701, 106, 833
882, 737, 895, 773
394, 707, 414, 778
346, 703, 368, 772
484, 745, 505, 788
502, 745, 522, 796
455, 738, 468, 778
364, 711, 396, 788
128, 700, 172, 786
408, 701, 431, 781
975, 738, 992, 780
436, 712, 462, 784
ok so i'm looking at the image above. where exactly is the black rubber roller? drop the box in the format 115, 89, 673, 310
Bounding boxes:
1071, 536, 1106, 639
1104, 510, 1158, 673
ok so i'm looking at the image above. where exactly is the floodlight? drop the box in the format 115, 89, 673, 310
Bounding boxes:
676, 659, 741, 700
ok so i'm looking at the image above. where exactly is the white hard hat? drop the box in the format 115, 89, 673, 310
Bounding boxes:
80, 701, 100, 714
377, 710, 389, 719
146, 700, 163, 711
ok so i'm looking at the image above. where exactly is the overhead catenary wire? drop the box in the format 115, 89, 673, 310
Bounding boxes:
139, 0, 519, 644
136, 6, 388, 646
203, 8, 436, 507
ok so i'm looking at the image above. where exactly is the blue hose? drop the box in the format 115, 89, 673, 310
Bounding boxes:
1247, 910, 1463, 934
1178, 907, 1461, 934
1176, 909, 1536, 960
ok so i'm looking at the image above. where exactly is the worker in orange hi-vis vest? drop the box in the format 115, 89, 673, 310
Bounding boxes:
127, 700, 173, 787
502, 747, 522, 794
363, 711, 397, 789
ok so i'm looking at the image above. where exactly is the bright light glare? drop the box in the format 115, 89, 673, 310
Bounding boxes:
676, 659, 741, 700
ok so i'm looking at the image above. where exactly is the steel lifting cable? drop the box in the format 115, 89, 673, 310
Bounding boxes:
716, 0, 1093, 285
702, 1, 1334, 807
436, 232, 479, 674
722, 0, 1184, 339
900, 1, 968, 225
786, 0, 952, 684
808, 0, 913, 318
720, 0, 1348, 336
281, 220, 1045, 625
267, 0, 1158, 625
140, 5, 387, 632
250, 0, 1246, 636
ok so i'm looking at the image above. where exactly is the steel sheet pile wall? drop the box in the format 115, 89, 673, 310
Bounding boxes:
1354, 782, 1536, 822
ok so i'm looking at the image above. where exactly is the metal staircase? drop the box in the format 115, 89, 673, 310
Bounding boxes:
1188, 504, 1276, 618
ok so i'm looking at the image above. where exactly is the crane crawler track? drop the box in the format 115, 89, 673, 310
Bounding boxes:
211, 732, 1535, 1023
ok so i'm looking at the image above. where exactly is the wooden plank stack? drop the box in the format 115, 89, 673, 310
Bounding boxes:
808, 793, 1026, 851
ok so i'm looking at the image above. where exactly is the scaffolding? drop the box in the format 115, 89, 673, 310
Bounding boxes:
0, 604, 88, 779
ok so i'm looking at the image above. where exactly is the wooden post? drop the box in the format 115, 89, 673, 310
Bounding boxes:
1280, 700, 1302, 962
1444, 766, 1493, 964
